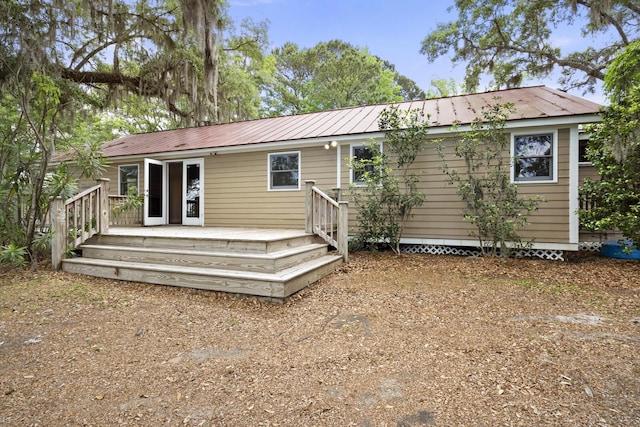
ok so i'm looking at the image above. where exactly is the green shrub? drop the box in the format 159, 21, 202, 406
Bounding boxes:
0, 243, 28, 268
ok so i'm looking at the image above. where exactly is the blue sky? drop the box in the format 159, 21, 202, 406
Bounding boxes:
228, 0, 606, 103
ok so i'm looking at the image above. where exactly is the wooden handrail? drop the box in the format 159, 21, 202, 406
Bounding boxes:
305, 180, 349, 262
64, 183, 101, 205
51, 178, 110, 269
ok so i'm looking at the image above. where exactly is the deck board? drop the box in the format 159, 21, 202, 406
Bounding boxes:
64, 226, 342, 300
107, 226, 310, 241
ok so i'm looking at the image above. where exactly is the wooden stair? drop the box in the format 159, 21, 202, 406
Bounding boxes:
61, 228, 343, 300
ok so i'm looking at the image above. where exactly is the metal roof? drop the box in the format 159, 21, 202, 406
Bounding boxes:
80, 86, 604, 159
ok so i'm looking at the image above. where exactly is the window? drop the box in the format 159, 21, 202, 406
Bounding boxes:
269, 152, 300, 190
579, 138, 590, 163
351, 144, 379, 185
512, 132, 555, 182
118, 164, 139, 195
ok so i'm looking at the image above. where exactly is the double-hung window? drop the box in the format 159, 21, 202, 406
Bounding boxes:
268, 151, 300, 190
118, 164, 139, 195
351, 143, 380, 185
512, 132, 557, 183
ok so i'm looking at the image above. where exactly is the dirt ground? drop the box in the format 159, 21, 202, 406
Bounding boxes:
0, 251, 639, 427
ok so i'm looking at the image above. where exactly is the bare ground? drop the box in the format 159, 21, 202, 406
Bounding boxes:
0, 252, 639, 427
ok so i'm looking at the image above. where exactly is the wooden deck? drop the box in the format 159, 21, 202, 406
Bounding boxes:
61, 226, 343, 301
104, 226, 313, 240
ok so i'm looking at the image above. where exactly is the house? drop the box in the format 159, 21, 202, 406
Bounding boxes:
53, 86, 602, 298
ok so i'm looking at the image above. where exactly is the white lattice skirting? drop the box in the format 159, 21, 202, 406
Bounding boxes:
401, 244, 481, 257
400, 244, 566, 261
579, 241, 603, 252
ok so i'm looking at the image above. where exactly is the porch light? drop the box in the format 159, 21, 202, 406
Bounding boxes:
325, 140, 338, 149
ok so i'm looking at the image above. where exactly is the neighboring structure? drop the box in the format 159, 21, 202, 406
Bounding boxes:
61, 86, 603, 258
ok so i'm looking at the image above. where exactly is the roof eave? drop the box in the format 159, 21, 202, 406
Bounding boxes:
98, 112, 602, 162
100, 131, 388, 162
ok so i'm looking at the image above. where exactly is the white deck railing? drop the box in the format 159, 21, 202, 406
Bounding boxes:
51, 178, 110, 269
305, 180, 349, 262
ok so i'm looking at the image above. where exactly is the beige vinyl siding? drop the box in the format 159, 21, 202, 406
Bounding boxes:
64, 162, 117, 192
340, 128, 573, 245
73, 173, 101, 192
515, 128, 570, 243
65, 162, 128, 195
340, 140, 381, 233
97, 163, 143, 196
402, 137, 474, 240
339, 139, 471, 239
102, 165, 118, 191
94, 126, 574, 246
204, 145, 337, 228
579, 163, 599, 185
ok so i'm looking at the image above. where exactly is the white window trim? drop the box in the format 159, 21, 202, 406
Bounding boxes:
350, 141, 382, 186
578, 136, 592, 165
118, 164, 140, 195
510, 129, 558, 184
267, 151, 301, 191
569, 126, 580, 244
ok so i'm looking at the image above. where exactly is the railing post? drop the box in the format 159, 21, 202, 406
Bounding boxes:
51, 196, 66, 270
97, 178, 110, 234
305, 180, 315, 234
338, 201, 349, 262
332, 187, 342, 202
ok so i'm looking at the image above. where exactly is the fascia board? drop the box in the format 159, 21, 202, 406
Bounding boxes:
99, 114, 602, 163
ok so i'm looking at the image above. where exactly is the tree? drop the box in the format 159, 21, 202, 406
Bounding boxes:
350, 106, 430, 254
262, 42, 315, 116
0, 0, 258, 126
218, 18, 273, 123
378, 59, 427, 100
440, 102, 543, 257
420, 0, 639, 93
579, 40, 640, 249
425, 78, 460, 98
0, 71, 101, 266
311, 41, 402, 110
0, 0, 271, 267
263, 40, 421, 116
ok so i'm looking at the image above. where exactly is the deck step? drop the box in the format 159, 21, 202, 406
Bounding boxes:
63, 227, 343, 299
61, 254, 343, 299
88, 231, 318, 254
78, 242, 329, 273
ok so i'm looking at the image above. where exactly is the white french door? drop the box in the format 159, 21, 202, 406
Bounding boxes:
143, 158, 166, 226
143, 158, 204, 226
182, 159, 204, 226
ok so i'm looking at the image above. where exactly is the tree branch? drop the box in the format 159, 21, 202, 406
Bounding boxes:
222, 37, 260, 52
575, 0, 633, 45
60, 68, 141, 90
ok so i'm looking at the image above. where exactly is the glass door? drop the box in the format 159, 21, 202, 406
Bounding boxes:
182, 159, 204, 226
143, 158, 166, 226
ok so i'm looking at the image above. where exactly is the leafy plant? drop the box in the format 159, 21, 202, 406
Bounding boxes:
32, 230, 53, 255
440, 102, 543, 257
0, 243, 28, 268
113, 186, 143, 218
350, 106, 430, 254
579, 40, 640, 250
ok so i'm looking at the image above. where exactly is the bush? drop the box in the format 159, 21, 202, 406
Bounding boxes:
0, 243, 28, 268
